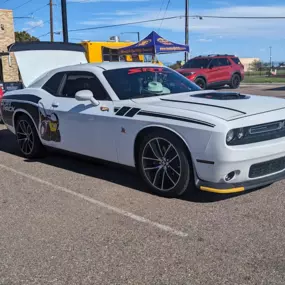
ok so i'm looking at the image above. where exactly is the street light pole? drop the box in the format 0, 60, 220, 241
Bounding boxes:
269, 46, 272, 68
61, 0, 68, 42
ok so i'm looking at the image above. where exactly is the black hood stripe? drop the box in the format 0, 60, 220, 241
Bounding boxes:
3, 94, 41, 104
137, 111, 215, 128
160, 98, 246, 115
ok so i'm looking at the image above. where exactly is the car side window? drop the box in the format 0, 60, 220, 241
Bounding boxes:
42, 72, 65, 95
219, 58, 231, 66
210, 59, 220, 67
59, 71, 110, 100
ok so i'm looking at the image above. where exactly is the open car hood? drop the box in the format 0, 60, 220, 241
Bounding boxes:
8, 42, 88, 87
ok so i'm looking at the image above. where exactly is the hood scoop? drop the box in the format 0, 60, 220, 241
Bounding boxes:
191, 92, 250, 100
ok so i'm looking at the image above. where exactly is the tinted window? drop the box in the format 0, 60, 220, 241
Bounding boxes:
60, 71, 110, 100
210, 59, 220, 67
219, 58, 231, 66
103, 67, 201, 100
231, 57, 241, 64
183, 58, 211, 69
42, 72, 65, 95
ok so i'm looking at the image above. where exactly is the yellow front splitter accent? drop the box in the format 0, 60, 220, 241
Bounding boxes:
200, 186, 245, 194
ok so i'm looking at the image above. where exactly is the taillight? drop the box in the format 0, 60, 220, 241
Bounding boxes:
0, 86, 4, 103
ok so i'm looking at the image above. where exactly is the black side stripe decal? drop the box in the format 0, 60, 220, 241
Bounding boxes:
160, 98, 246, 115
115, 106, 141, 117
3, 94, 41, 104
137, 111, 215, 128
116, 106, 131, 116
125, 108, 141, 117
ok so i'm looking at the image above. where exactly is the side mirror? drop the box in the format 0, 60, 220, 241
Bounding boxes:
75, 90, 99, 106
209, 64, 214, 69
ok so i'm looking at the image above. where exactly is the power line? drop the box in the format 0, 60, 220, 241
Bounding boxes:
13, 0, 33, 11
157, 0, 165, 18
25, 3, 48, 17
38, 14, 285, 38
195, 15, 285, 19
159, 0, 171, 32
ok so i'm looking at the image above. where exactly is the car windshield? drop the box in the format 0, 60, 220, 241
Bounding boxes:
103, 67, 201, 100
182, 58, 211, 69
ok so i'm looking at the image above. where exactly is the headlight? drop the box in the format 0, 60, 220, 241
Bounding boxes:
183, 72, 196, 77
226, 129, 235, 143
226, 120, 285, 145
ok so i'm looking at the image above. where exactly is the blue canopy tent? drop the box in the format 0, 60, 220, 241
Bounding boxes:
118, 31, 189, 58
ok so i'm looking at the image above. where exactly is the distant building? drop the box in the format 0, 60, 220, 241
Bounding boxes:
239, 57, 260, 72
0, 9, 19, 82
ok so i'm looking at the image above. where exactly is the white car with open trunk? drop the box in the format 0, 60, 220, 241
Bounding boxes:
1, 42, 285, 197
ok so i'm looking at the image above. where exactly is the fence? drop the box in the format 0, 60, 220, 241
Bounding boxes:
245, 61, 285, 78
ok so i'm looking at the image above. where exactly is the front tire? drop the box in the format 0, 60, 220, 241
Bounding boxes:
15, 114, 45, 159
195, 78, 207, 90
137, 130, 194, 198
229, 74, 241, 89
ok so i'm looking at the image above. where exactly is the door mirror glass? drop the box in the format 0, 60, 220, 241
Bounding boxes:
75, 90, 99, 106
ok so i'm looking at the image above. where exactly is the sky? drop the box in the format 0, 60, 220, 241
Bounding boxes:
3, 0, 285, 64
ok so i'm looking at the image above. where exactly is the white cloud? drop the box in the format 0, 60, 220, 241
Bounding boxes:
79, 20, 106, 25
197, 38, 213, 42
26, 20, 44, 28
93, 11, 139, 16
83, 5, 285, 39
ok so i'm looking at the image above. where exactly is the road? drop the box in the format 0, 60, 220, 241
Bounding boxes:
0, 85, 285, 285
224, 83, 285, 98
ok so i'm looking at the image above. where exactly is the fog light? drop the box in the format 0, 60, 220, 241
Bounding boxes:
225, 171, 236, 182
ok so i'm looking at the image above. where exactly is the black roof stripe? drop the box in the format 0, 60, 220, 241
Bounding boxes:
160, 98, 246, 115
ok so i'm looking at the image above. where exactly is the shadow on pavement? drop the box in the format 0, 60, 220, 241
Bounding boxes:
0, 128, 265, 203
265, 86, 285, 91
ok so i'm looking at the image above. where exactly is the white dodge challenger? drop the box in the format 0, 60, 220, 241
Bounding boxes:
2, 42, 285, 197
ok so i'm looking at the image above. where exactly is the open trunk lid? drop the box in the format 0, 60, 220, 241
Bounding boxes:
8, 42, 88, 87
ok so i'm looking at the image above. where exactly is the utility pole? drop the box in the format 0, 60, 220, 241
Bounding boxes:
61, 0, 68, 42
185, 0, 189, 62
269, 46, 272, 68
49, 0, 54, 42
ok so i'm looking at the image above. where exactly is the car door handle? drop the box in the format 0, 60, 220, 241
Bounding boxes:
52, 102, 59, 108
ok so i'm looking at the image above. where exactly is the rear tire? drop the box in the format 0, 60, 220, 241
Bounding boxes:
229, 74, 241, 89
195, 78, 207, 90
137, 129, 194, 198
15, 114, 46, 159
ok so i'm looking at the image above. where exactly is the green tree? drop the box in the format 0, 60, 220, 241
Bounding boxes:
249, 59, 262, 71
15, 31, 40, 42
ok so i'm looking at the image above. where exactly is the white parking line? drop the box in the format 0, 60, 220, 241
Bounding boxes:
0, 163, 188, 238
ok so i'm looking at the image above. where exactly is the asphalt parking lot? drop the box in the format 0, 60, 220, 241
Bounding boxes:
0, 84, 285, 285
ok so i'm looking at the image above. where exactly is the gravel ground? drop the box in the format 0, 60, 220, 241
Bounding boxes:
0, 85, 285, 285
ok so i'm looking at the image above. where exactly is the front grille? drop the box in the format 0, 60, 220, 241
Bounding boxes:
249, 157, 285, 178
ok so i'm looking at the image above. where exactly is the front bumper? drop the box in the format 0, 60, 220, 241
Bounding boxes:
196, 169, 285, 194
